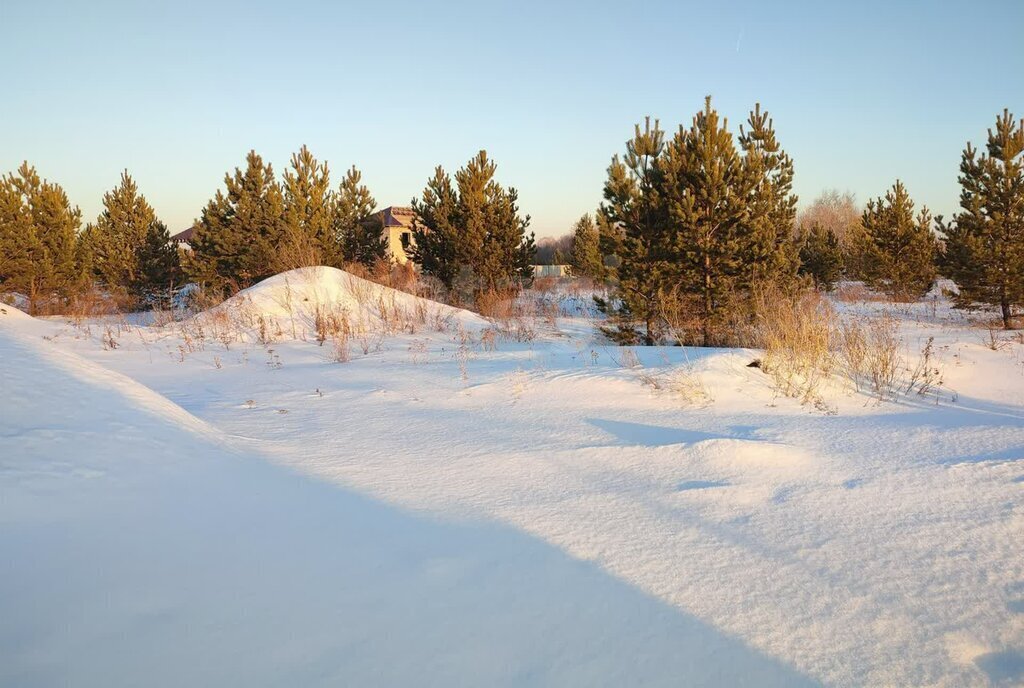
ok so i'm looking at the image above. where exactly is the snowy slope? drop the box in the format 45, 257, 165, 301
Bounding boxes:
0, 305, 813, 687
3, 270, 1024, 686
191, 266, 486, 342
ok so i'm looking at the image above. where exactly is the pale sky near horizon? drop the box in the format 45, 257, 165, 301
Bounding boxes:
2, 0, 1022, 238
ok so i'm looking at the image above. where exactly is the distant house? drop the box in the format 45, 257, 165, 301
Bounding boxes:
374, 206, 418, 264
170, 227, 195, 251
532, 264, 572, 279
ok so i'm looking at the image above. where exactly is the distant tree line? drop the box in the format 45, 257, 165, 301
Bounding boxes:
0, 146, 536, 313
0, 164, 180, 313
186, 146, 385, 295
2, 107, 1021, 330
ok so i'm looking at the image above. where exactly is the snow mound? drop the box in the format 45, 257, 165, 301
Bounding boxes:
0, 303, 32, 322
193, 266, 486, 341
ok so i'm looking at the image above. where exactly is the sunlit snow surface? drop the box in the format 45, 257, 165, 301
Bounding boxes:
2, 269, 1022, 686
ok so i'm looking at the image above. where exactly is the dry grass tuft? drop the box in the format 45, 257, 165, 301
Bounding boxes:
753, 285, 838, 404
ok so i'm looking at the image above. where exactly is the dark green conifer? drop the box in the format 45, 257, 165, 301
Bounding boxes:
188, 151, 284, 293
134, 220, 182, 307
570, 213, 605, 280
333, 165, 384, 266
410, 167, 461, 289
602, 99, 801, 345
281, 145, 335, 268
86, 171, 156, 301
410, 151, 534, 295
0, 163, 84, 311
0, 170, 44, 303
798, 222, 844, 290
738, 104, 800, 284
660, 98, 760, 345
857, 180, 937, 300
600, 117, 669, 344
939, 109, 1024, 328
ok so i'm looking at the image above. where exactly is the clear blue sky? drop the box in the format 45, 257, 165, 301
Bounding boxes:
2, 0, 1022, 237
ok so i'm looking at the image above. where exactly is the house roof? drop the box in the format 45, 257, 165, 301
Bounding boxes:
171, 227, 195, 243
380, 206, 417, 229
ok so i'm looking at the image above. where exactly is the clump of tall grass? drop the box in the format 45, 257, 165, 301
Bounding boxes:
839, 313, 904, 401
752, 284, 838, 405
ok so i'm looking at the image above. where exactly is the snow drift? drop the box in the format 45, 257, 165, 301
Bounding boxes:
191, 267, 486, 343
0, 304, 816, 687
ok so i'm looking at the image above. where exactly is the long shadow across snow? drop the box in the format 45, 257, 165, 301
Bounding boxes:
1, 452, 820, 687
0, 327, 819, 688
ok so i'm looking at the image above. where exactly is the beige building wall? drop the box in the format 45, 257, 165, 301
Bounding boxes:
385, 224, 414, 264
377, 207, 418, 264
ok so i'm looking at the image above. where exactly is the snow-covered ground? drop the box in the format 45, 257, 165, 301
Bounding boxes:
2, 268, 1023, 687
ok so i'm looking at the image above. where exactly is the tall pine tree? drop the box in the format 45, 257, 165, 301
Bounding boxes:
738, 103, 799, 284
857, 180, 937, 300
939, 109, 1024, 328
661, 98, 762, 345
333, 165, 384, 266
410, 167, 461, 289
0, 163, 84, 312
83, 171, 158, 304
188, 151, 285, 293
600, 117, 669, 344
0, 169, 44, 303
798, 222, 844, 290
134, 220, 183, 307
569, 213, 605, 280
602, 99, 799, 345
410, 151, 534, 295
281, 145, 336, 269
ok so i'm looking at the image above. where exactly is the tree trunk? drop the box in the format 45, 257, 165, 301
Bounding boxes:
1002, 298, 1012, 329
703, 254, 713, 347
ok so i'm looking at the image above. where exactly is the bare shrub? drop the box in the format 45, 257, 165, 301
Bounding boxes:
839, 313, 903, 400
102, 325, 120, 350
611, 347, 641, 369
796, 189, 861, 247
753, 285, 837, 404
356, 330, 383, 355
455, 329, 472, 382
539, 300, 559, 328
476, 289, 517, 320
532, 277, 558, 294
150, 308, 178, 328
65, 286, 121, 326
274, 232, 324, 273
185, 285, 228, 314
906, 336, 943, 397
408, 338, 429, 364
834, 282, 890, 303
481, 328, 498, 352
330, 335, 351, 363
314, 304, 351, 346
983, 324, 1011, 351
429, 306, 455, 333
667, 366, 712, 405
388, 261, 419, 294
